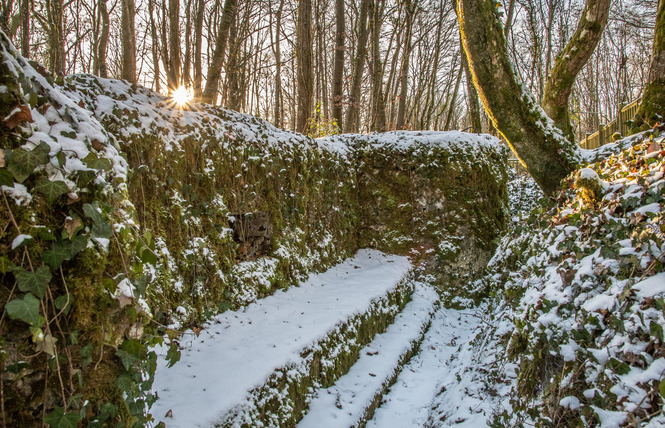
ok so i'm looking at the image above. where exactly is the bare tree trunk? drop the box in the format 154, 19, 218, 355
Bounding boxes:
94, 0, 110, 78
272, 0, 284, 127
193, 0, 204, 98
202, 0, 237, 104
444, 64, 462, 130
637, 0, 665, 125
20, 0, 29, 56
461, 38, 481, 132
183, 0, 193, 86
226, 13, 241, 110
331, 0, 345, 130
457, 0, 579, 195
296, 0, 313, 133
344, 0, 370, 133
542, 0, 611, 141
167, 0, 181, 91
149, 0, 161, 92
121, 0, 137, 83
396, 0, 415, 129
369, 0, 386, 132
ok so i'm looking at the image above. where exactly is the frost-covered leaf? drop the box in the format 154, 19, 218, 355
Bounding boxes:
44, 406, 80, 428
34, 179, 68, 202
5, 293, 41, 325
8, 142, 50, 182
15, 266, 51, 299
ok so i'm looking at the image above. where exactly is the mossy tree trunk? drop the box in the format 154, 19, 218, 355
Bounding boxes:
344, 0, 370, 133
332, 0, 345, 130
541, 0, 611, 141
637, 0, 665, 124
456, 0, 580, 195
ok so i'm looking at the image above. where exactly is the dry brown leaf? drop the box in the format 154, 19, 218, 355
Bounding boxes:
64, 217, 82, 239
116, 294, 133, 308
4, 104, 33, 129
66, 193, 81, 205
165, 409, 173, 418
0, 148, 5, 168
78, 100, 85, 108
193, 327, 202, 337
91, 139, 105, 151
647, 140, 661, 155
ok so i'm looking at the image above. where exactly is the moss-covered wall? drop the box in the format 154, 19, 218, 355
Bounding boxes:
1, 37, 508, 426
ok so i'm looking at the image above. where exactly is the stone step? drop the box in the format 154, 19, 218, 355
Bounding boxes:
151, 249, 415, 427
298, 283, 439, 428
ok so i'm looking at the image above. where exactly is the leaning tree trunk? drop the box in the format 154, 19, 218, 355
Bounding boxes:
296, 0, 313, 134
541, 0, 611, 142
94, 0, 110, 78
457, 0, 579, 195
331, 0, 345, 130
202, 0, 237, 104
121, 0, 137, 84
637, 0, 665, 125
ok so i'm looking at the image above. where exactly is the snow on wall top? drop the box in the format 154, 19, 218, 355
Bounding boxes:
319, 130, 503, 155
0, 35, 128, 195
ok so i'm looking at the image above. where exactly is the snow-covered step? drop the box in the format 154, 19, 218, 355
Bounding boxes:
298, 284, 439, 428
151, 249, 414, 427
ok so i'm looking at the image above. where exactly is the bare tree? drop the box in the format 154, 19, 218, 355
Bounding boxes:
202, 0, 237, 103
637, 0, 665, 124
296, 0, 313, 133
121, 0, 137, 83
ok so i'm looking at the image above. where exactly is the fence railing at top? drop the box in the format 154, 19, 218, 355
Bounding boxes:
579, 99, 641, 150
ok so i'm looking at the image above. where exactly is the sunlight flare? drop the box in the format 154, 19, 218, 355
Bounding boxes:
171, 86, 192, 108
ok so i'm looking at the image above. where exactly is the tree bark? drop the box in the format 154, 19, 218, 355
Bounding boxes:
193, 0, 205, 98
296, 0, 313, 133
167, 0, 181, 91
461, 39, 481, 132
396, 0, 415, 130
457, 0, 579, 195
202, 0, 237, 104
369, 0, 386, 132
20, 0, 28, 56
637, 0, 665, 125
121, 0, 137, 83
331, 0, 345, 130
272, 0, 284, 127
541, 0, 611, 141
149, 0, 161, 92
94, 0, 110, 78
344, 0, 370, 133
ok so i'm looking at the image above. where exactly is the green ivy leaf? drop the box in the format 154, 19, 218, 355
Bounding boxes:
83, 152, 111, 171
650, 321, 664, 342
83, 202, 112, 239
0, 169, 13, 187
43, 406, 81, 428
165, 342, 181, 368
115, 349, 138, 371
8, 142, 50, 183
660, 379, 665, 398
80, 343, 93, 368
34, 179, 68, 202
41, 244, 69, 270
15, 266, 51, 299
115, 373, 134, 392
0, 256, 13, 274
5, 293, 41, 325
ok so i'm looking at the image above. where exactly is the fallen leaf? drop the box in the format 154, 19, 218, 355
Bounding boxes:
647, 140, 661, 155
78, 100, 85, 108
66, 193, 81, 205
0, 148, 5, 167
4, 105, 33, 129
116, 294, 133, 308
64, 217, 82, 239
193, 327, 202, 337
165, 409, 173, 418
91, 139, 105, 152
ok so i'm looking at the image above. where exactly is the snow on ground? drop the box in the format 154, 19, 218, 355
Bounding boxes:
151, 249, 411, 427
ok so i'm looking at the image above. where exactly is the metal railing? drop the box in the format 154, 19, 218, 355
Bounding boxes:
579, 99, 640, 150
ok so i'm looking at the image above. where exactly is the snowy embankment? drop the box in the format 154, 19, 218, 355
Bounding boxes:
151, 249, 433, 427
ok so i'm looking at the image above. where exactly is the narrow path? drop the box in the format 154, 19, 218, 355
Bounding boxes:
150, 249, 411, 427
